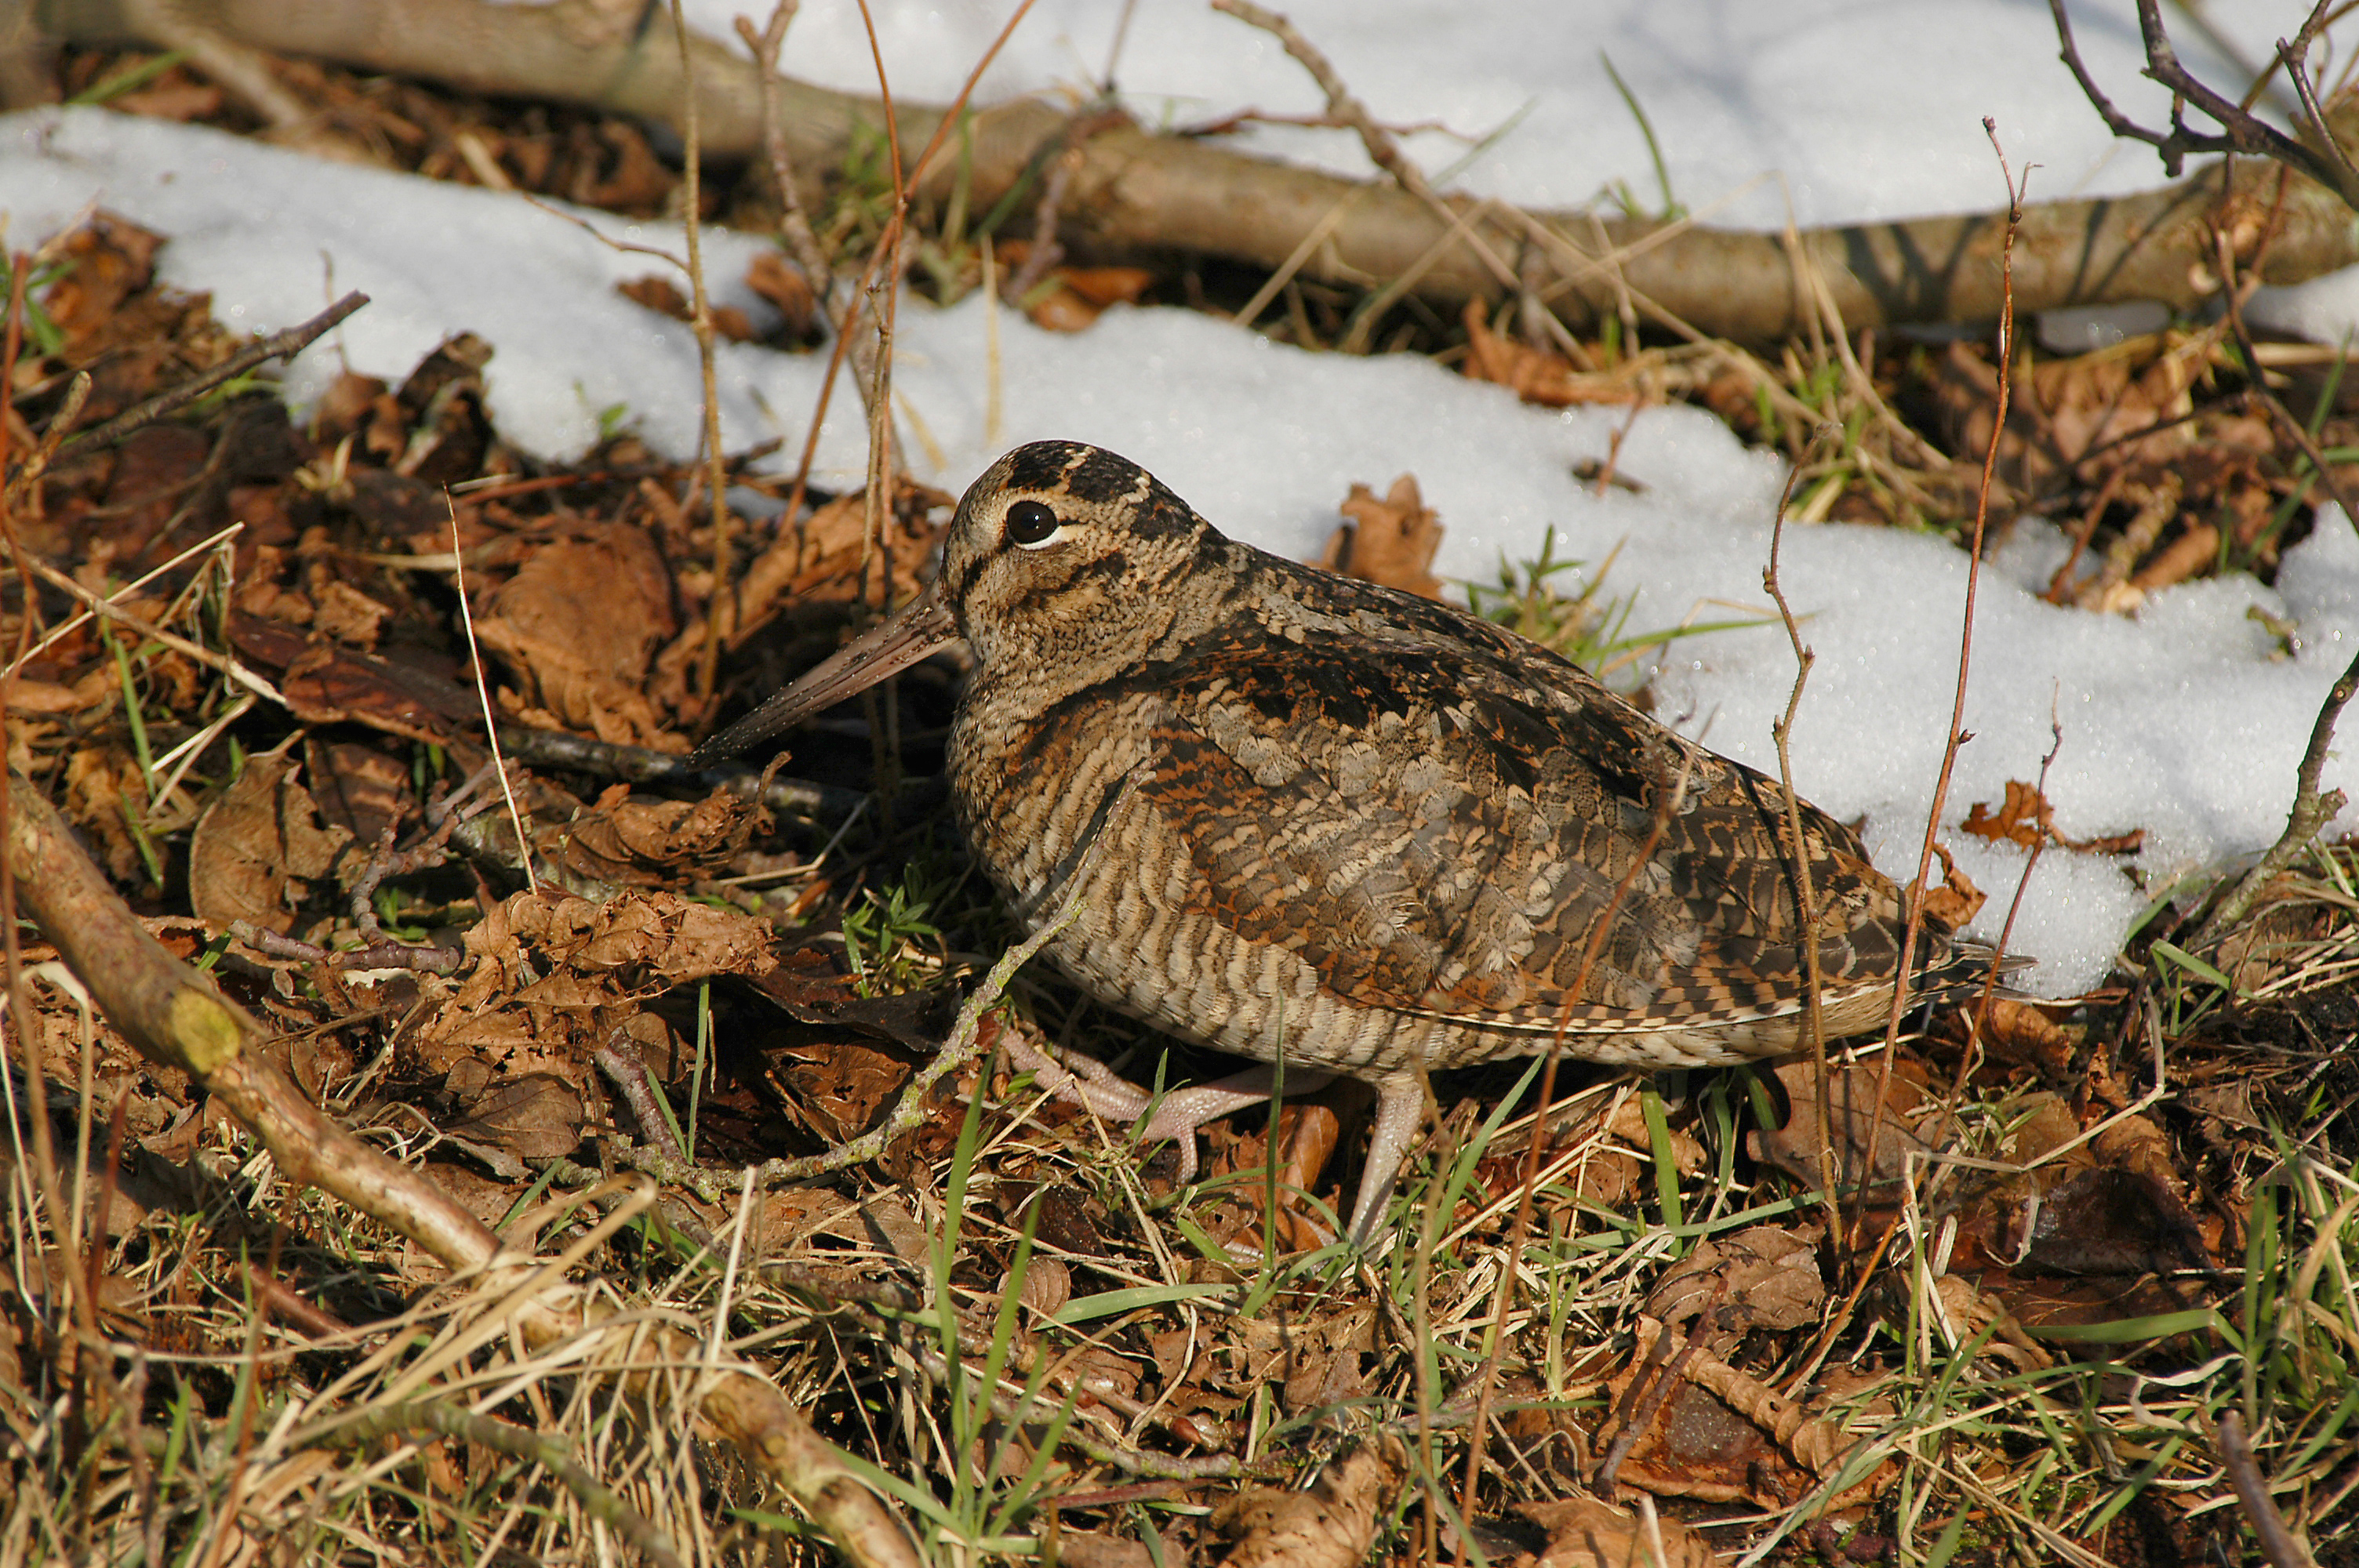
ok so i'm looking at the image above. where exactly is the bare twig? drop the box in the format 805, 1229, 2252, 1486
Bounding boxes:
2049, 0, 2359, 209
669, 0, 737, 710
1212, 0, 1523, 317
60, 290, 368, 453
1210, 0, 1430, 201
2216, 1410, 2318, 1568
18, 553, 287, 710
1002, 144, 1078, 303
445, 496, 537, 897
766, 0, 1037, 578
44, 3, 2359, 336
1761, 455, 1837, 1233
1868, 122, 2025, 1232
594, 1033, 688, 1163
734, 2, 835, 315
4, 770, 922, 1566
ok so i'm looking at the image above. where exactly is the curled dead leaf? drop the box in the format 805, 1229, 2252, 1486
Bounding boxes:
1459, 299, 1640, 409
1908, 839, 1986, 931
1748, 1056, 1960, 1203
1316, 474, 1444, 599
1961, 778, 2144, 857
536, 783, 758, 887
1208, 1441, 1396, 1568
190, 751, 355, 934
1646, 1224, 1825, 1348
615, 273, 754, 341
1515, 1495, 1714, 1568
744, 249, 817, 339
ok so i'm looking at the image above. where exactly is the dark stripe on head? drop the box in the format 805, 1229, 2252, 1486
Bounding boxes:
1129, 479, 1207, 540
1062, 445, 1144, 504
998, 441, 1093, 494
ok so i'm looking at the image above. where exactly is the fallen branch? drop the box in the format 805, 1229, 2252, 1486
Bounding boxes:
58, 288, 366, 452
37, 0, 2359, 339
0, 764, 921, 1568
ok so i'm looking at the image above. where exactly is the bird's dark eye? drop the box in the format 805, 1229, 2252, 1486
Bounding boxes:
1005, 499, 1061, 547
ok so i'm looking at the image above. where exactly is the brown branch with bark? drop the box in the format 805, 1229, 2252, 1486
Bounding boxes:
30, 0, 2359, 339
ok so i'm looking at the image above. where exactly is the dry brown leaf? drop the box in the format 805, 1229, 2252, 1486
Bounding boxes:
1645, 1224, 1824, 1348
995, 241, 1154, 332
616, 273, 756, 341
1907, 839, 1986, 930
1961, 779, 2048, 850
1601, 1316, 1895, 1510
311, 577, 395, 648
1974, 996, 2077, 1071
189, 751, 356, 935
227, 609, 483, 746
476, 524, 679, 749
1459, 299, 1637, 408
1316, 474, 1444, 599
744, 250, 817, 339
1748, 1056, 1958, 1201
766, 1036, 921, 1143
4, 680, 89, 715
1207, 1442, 1395, 1568
494, 889, 780, 985
40, 215, 163, 352
447, 1072, 587, 1163
536, 782, 758, 887
1517, 1495, 1714, 1568
1959, 777, 2144, 858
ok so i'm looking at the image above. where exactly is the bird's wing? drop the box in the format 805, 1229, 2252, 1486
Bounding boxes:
1137, 628, 1925, 1034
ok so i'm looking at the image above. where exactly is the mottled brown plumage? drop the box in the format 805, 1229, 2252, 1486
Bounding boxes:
691, 441, 1983, 1240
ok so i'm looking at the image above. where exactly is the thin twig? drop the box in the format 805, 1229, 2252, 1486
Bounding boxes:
734, 2, 834, 314
1760, 453, 1837, 1234
2, 520, 245, 681
1213, 0, 1525, 321
60, 290, 367, 453
18, 553, 286, 709
1866, 122, 2024, 1233
3, 370, 89, 510
767, 0, 1037, 583
594, 1033, 688, 1163
1210, 0, 1430, 200
1002, 145, 1078, 303
2216, 1410, 2317, 1568
0, 253, 78, 1389
444, 495, 537, 896
669, 0, 736, 711
2048, 0, 2358, 208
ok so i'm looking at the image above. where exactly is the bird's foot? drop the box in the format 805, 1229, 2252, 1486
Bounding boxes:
1129, 1066, 1336, 1185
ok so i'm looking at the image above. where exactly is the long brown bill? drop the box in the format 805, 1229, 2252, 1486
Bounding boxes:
682, 585, 960, 768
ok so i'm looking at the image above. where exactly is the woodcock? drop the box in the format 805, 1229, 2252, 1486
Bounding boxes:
689, 441, 1991, 1241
